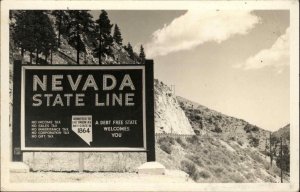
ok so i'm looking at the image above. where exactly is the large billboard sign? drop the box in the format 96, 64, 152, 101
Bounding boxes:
12, 62, 154, 155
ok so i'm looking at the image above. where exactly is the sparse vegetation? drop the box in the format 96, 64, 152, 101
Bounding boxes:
158, 137, 175, 154
198, 170, 210, 179
229, 172, 244, 183
186, 135, 199, 144
237, 140, 244, 146
212, 125, 222, 133
186, 154, 203, 167
180, 160, 200, 181
244, 124, 259, 133
248, 135, 259, 147
175, 137, 187, 148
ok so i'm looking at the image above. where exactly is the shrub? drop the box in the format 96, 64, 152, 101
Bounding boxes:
248, 135, 259, 147
249, 151, 264, 162
229, 172, 244, 183
180, 160, 200, 181
160, 142, 172, 154
237, 140, 243, 146
194, 130, 201, 135
186, 135, 199, 144
158, 136, 175, 154
158, 136, 175, 145
186, 154, 203, 167
199, 170, 210, 179
229, 136, 236, 141
195, 115, 201, 121
263, 162, 271, 170
203, 149, 208, 154
212, 126, 222, 133
244, 172, 255, 181
211, 166, 224, 175
244, 124, 259, 133
239, 156, 245, 161
176, 137, 187, 148
270, 165, 281, 176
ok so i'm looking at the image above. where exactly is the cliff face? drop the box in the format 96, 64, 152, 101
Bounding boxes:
154, 80, 194, 135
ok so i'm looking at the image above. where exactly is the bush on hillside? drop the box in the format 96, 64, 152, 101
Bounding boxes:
237, 140, 244, 146
160, 143, 172, 154
176, 137, 187, 148
244, 124, 259, 133
229, 136, 236, 141
180, 160, 200, 181
212, 126, 222, 133
186, 135, 199, 144
229, 172, 244, 183
186, 154, 203, 167
158, 136, 175, 154
194, 130, 201, 135
157, 136, 175, 145
195, 115, 201, 121
248, 135, 259, 147
248, 150, 264, 162
198, 170, 211, 179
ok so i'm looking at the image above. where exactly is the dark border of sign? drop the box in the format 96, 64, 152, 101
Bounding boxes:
13, 62, 154, 153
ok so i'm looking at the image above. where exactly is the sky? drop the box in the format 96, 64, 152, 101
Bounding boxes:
90, 10, 290, 132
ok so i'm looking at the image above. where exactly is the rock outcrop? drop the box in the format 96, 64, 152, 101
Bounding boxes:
154, 80, 194, 135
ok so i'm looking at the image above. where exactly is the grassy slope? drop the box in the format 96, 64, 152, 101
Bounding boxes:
155, 97, 289, 183
156, 134, 285, 183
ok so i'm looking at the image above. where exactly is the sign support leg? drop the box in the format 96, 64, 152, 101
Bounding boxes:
145, 60, 156, 162
12, 59, 23, 162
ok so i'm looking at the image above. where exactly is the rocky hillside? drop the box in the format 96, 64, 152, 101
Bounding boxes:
273, 124, 290, 141
177, 96, 270, 151
154, 80, 194, 135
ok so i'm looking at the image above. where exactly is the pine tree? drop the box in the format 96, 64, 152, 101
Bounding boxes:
52, 10, 70, 47
67, 10, 94, 64
125, 42, 134, 60
95, 10, 113, 65
113, 24, 122, 45
41, 16, 57, 64
13, 11, 35, 61
139, 45, 146, 64
13, 11, 57, 64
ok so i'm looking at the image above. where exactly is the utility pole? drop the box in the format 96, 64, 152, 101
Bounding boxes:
265, 136, 268, 158
269, 132, 273, 166
280, 137, 283, 183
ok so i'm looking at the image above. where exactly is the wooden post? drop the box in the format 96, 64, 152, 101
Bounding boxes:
269, 132, 272, 166
265, 137, 267, 158
79, 153, 84, 173
12, 59, 23, 162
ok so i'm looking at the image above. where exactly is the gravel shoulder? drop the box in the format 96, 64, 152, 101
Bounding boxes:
10, 170, 193, 183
